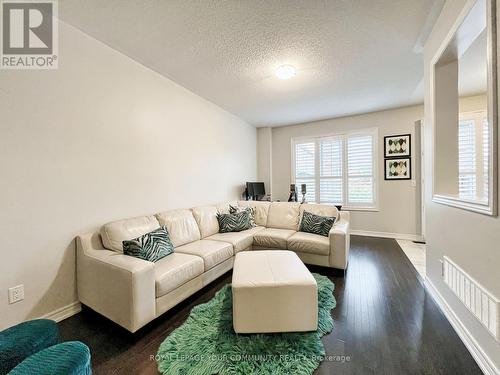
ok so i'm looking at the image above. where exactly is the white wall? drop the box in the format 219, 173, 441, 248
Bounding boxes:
0, 20, 256, 330
262, 105, 424, 237
257, 127, 273, 196
424, 0, 500, 372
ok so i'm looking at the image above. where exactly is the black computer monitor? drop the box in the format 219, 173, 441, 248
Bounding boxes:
246, 182, 265, 200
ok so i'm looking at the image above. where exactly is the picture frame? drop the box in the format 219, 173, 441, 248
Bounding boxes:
384, 134, 411, 157
385, 158, 411, 180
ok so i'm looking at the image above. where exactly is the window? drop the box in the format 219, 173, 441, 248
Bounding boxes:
483, 118, 489, 199
458, 119, 476, 199
293, 129, 378, 209
458, 111, 488, 202
319, 137, 343, 204
294, 142, 316, 202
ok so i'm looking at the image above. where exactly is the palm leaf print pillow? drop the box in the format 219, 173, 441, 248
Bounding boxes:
122, 226, 174, 262
299, 211, 336, 237
217, 210, 252, 233
229, 204, 256, 227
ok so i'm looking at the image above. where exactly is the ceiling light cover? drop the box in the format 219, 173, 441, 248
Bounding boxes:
275, 65, 296, 80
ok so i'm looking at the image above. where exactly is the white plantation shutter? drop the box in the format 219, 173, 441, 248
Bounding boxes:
483, 119, 489, 200
319, 137, 343, 204
347, 134, 374, 205
458, 120, 476, 199
294, 141, 316, 202
293, 129, 377, 208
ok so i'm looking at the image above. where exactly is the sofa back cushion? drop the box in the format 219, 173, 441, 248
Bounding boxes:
266, 202, 301, 230
155, 209, 201, 247
191, 205, 219, 238
299, 204, 339, 224
216, 201, 238, 214
237, 201, 270, 226
101, 215, 160, 252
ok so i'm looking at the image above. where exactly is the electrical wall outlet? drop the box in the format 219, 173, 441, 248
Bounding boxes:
8, 285, 24, 304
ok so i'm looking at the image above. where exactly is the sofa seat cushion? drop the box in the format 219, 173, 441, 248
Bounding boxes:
154, 253, 204, 297
207, 226, 265, 252
175, 240, 233, 271
253, 228, 296, 249
287, 232, 330, 256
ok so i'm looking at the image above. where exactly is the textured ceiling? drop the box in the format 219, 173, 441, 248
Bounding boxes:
59, 0, 444, 127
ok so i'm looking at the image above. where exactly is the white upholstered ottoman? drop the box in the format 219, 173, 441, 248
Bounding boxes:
232, 250, 318, 334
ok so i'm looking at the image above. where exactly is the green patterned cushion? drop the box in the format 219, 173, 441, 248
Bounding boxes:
217, 210, 252, 233
228, 205, 256, 227
123, 226, 174, 262
299, 211, 336, 237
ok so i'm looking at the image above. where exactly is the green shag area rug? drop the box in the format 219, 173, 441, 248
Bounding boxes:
157, 273, 335, 375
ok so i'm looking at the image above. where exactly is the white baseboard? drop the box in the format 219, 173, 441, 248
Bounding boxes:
350, 230, 422, 242
39, 301, 82, 323
425, 278, 500, 375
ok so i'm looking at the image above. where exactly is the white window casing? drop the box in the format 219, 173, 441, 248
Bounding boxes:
292, 128, 378, 210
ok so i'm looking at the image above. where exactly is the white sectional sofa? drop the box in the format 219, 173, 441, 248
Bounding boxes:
76, 201, 350, 332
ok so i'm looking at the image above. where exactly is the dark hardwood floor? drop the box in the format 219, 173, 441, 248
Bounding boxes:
59, 236, 482, 374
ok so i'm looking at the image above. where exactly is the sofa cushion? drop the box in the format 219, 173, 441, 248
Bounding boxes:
191, 206, 219, 238
299, 204, 339, 224
101, 215, 160, 252
237, 201, 270, 226
253, 228, 296, 249
155, 209, 201, 247
266, 202, 301, 230
122, 226, 174, 262
299, 211, 335, 237
175, 240, 233, 271
229, 205, 257, 227
154, 253, 204, 297
217, 210, 252, 233
287, 232, 330, 256
216, 201, 238, 214
207, 226, 265, 252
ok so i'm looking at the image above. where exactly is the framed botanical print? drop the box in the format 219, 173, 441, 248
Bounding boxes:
385, 158, 411, 180
384, 134, 411, 157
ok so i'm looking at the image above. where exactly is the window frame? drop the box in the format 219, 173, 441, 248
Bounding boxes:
291, 127, 379, 211
430, 0, 498, 217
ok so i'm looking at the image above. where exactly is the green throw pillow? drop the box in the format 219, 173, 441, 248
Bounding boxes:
123, 226, 174, 262
229, 204, 256, 227
217, 210, 252, 233
299, 211, 336, 237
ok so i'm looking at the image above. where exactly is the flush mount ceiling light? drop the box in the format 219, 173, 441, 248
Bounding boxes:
275, 65, 296, 80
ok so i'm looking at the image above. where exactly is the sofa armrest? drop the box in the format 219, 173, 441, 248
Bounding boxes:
76, 232, 156, 332
328, 211, 350, 269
